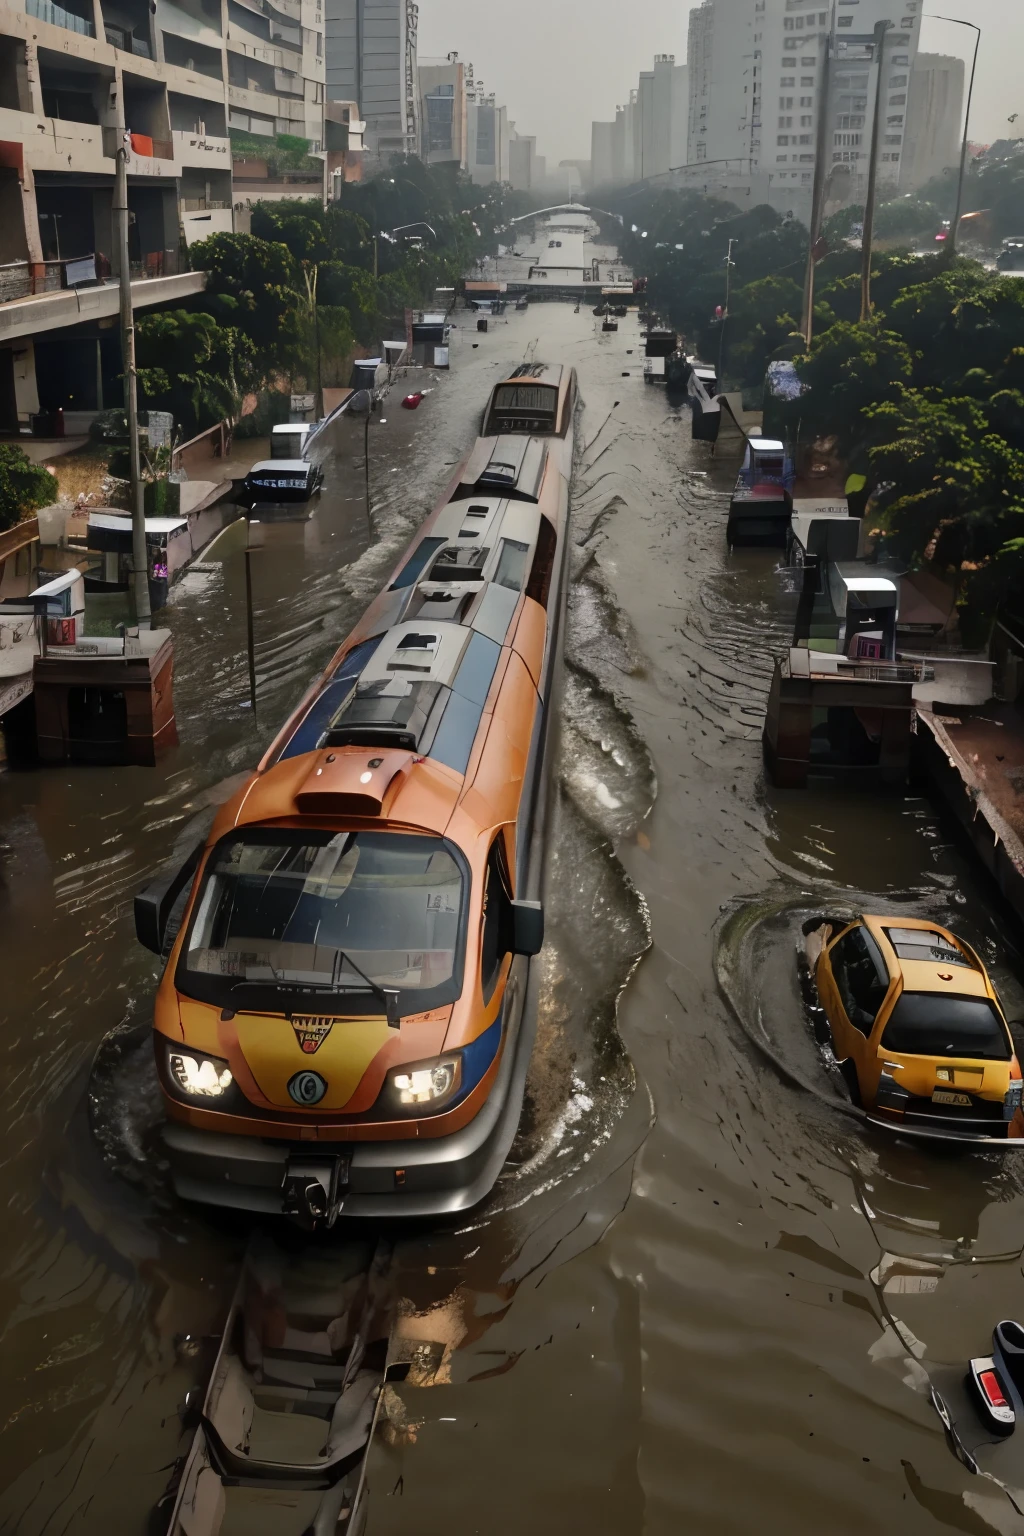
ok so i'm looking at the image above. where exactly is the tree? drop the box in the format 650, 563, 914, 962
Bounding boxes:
189, 232, 300, 376
867, 390, 1024, 632
794, 321, 913, 452
0, 445, 57, 532
135, 310, 258, 437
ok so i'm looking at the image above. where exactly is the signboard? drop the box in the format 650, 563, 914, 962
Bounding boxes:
64, 254, 97, 288
290, 393, 316, 413
433, 346, 450, 370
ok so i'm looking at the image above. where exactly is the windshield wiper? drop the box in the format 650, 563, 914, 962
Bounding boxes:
229, 953, 401, 1028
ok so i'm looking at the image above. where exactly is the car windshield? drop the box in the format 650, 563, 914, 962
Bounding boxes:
881, 992, 1010, 1061
179, 830, 464, 1011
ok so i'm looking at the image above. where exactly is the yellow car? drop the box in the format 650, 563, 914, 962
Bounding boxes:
813, 915, 1024, 1140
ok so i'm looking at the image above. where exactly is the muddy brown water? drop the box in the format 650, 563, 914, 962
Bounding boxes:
2, 299, 1024, 1534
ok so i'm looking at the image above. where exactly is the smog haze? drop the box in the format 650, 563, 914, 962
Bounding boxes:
419, 0, 1023, 164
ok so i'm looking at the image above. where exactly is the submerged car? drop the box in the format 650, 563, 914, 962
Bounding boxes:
813, 915, 1023, 1139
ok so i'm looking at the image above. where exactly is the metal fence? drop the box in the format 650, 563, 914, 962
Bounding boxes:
25, 0, 94, 34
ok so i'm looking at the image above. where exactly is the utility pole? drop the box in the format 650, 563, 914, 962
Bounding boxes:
113, 124, 151, 627
801, 15, 835, 346
860, 19, 892, 323
717, 237, 737, 382
933, 16, 981, 257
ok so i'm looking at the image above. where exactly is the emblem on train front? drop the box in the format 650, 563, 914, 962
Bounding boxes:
290, 1017, 336, 1054
288, 1070, 328, 1106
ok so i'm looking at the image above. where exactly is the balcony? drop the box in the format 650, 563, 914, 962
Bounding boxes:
172, 127, 231, 164
26, 0, 94, 34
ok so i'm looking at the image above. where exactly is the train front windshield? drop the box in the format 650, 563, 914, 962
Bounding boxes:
179, 830, 465, 1011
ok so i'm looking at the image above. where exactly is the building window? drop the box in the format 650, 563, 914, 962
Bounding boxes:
784, 38, 798, 50
800, 75, 814, 86
779, 95, 793, 106
881, 151, 901, 161
802, 171, 812, 180
893, 54, 909, 64
800, 56, 815, 65
838, 14, 853, 24
837, 114, 864, 129
889, 93, 906, 105
784, 15, 794, 27
777, 153, 788, 161
778, 134, 790, 144
799, 136, 812, 145
901, 16, 914, 25
778, 115, 793, 127
799, 152, 815, 161
800, 114, 813, 126
780, 76, 794, 86
799, 95, 813, 106
889, 74, 907, 86
887, 114, 904, 125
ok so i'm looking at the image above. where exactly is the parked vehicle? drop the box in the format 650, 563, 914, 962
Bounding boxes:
810, 914, 1024, 1142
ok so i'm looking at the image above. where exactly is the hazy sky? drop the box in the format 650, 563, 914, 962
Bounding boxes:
418, 0, 1024, 164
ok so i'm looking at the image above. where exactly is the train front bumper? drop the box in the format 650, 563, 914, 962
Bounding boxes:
161, 1002, 532, 1219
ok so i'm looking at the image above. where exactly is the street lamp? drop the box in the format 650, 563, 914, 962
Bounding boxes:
927, 15, 981, 256
718, 238, 737, 379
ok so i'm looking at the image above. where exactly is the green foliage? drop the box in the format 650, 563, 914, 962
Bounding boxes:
229, 130, 324, 176
794, 322, 913, 452
135, 310, 259, 437
189, 231, 300, 375
0, 444, 57, 532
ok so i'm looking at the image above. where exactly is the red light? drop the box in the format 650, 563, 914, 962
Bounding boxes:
981, 1370, 1008, 1408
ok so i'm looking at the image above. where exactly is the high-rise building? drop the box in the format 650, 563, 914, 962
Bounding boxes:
590, 54, 688, 191
325, 0, 418, 163
592, 120, 616, 189
419, 53, 466, 166
687, 0, 923, 214
467, 94, 509, 184
900, 51, 963, 192
0, 0, 324, 430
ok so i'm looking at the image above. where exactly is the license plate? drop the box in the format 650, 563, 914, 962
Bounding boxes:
932, 1089, 972, 1107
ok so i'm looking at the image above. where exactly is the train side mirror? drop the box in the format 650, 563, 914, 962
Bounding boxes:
134, 842, 204, 955
511, 900, 544, 957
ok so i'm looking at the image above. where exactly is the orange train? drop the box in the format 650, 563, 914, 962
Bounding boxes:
135, 364, 578, 1224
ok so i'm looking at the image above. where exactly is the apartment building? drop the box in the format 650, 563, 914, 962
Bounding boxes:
0, 0, 325, 429
324, 0, 418, 163
590, 54, 687, 191
687, 0, 923, 216
900, 50, 963, 192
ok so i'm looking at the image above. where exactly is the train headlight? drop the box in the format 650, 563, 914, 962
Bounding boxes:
168, 1047, 234, 1099
386, 1056, 461, 1112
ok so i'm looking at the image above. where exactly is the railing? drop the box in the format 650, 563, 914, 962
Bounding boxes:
25, 0, 94, 33
180, 198, 229, 210
0, 258, 101, 303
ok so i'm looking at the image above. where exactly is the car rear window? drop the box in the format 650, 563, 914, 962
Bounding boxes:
881, 993, 1010, 1060
884, 927, 972, 968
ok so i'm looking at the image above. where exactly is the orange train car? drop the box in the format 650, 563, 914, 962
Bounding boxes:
135, 364, 578, 1224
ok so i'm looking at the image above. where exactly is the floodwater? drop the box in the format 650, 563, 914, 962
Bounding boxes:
2, 293, 1024, 1535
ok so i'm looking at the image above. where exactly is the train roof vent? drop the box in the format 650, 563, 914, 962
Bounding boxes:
320, 678, 442, 751
388, 632, 440, 672
431, 546, 490, 582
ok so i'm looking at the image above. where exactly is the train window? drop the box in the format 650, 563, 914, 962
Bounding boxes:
180, 830, 466, 1012
494, 538, 530, 592
480, 839, 513, 1002
390, 536, 446, 590
277, 635, 383, 761
525, 516, 557, 609
430, 634, 501, 774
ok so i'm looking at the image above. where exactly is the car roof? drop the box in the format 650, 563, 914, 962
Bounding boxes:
860, 915, 990, 997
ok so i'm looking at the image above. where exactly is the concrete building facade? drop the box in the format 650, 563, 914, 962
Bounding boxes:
467, 94, 509, 185
0, 0, 324, 431
324, 0, 417, 163
418, 52, 465, 167
900, 50, 963, 192
590, 53, 687, 191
